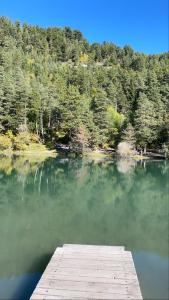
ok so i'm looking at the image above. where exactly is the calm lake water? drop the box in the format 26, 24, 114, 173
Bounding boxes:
0, 156, 168, 300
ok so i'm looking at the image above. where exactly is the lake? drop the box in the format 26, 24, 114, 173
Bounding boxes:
0, 156, 168, 300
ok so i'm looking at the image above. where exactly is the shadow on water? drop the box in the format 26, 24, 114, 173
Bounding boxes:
0, 155, 168, 299
11, 253, 52, 300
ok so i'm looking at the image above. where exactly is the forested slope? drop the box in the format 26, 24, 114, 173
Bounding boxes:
0, 17, 168, 152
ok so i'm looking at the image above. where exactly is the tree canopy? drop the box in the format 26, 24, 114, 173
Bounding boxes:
0, 17, 168, 152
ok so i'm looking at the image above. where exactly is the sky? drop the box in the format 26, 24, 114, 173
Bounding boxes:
0, 0, 168, 54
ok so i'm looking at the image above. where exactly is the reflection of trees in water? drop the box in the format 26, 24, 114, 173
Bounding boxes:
0, 156, 168, 276
0, 155, 46, 177
0, 156, 13, 175
0, 156, 168, 211
117, 158, 136, 174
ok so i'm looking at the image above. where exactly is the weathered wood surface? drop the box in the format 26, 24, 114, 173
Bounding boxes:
30, 244, 143, 300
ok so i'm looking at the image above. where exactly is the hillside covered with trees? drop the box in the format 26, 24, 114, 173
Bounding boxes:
0, 17, 168, 154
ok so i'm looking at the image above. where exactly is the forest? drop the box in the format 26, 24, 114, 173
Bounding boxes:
0, 17, 168, 154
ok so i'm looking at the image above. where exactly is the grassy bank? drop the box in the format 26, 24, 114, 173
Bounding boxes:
85, 150, 150, 161
0, 132, 57, 157
0, 144, 57, 157
85, 150, 112, 159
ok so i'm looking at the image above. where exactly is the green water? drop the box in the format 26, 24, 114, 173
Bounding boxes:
0, 156, 168, 300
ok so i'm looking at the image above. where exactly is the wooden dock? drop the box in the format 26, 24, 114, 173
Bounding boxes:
30, 244, 143, 299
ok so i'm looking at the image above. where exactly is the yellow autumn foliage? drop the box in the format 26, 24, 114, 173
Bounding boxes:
79, 52, 89, 63
0, 134, 12, 150
107, 105, 125, 128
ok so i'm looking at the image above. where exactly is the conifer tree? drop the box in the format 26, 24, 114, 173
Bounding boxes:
121, 123, 136, 148
135, 93, 157, 152
92, 88, 109, 145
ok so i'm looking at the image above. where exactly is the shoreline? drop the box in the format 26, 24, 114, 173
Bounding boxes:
0, 149, 166, 160
0, 149, 58, 157
85, 151, 151, 160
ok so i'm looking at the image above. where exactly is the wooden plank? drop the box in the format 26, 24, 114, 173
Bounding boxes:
53, 248, 132, 260
53, 254, 132, 262
51, 257, 133, 266
30, 294, 61, 300
53, 250, 132, 260
63, 244, 125, 251
41, 273, 139, 285
57, 248, 126, 255
46, 263, 136, 272
37, 278, 140, 293
52, 253, 133, 262
42, 268, 138, 279
32, 287, 142, 299
30, 244, 142, 300
53, 250, 132, 258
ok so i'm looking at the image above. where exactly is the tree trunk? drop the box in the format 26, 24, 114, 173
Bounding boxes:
40, 110, 44, 142
115, 100, 118, 111
144, 146, 147, 154
48, 114, 51, 128
24, 102, 27, 128
36, 121, 39, 137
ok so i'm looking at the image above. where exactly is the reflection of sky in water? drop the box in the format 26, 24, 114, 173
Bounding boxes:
0, 273, 41, 300
134, 251, 169, 299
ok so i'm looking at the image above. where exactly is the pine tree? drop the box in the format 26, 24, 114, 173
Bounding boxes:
135, 92, 157, 152
121, 123, 136, 148
0, 66, 4, 132
91, 88, 109, 146
58, 85, 85, 142
12, 67, 29, 131
70, 125, 89, 154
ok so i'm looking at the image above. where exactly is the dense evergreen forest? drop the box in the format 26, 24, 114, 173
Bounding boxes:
0, 17, 168, 154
